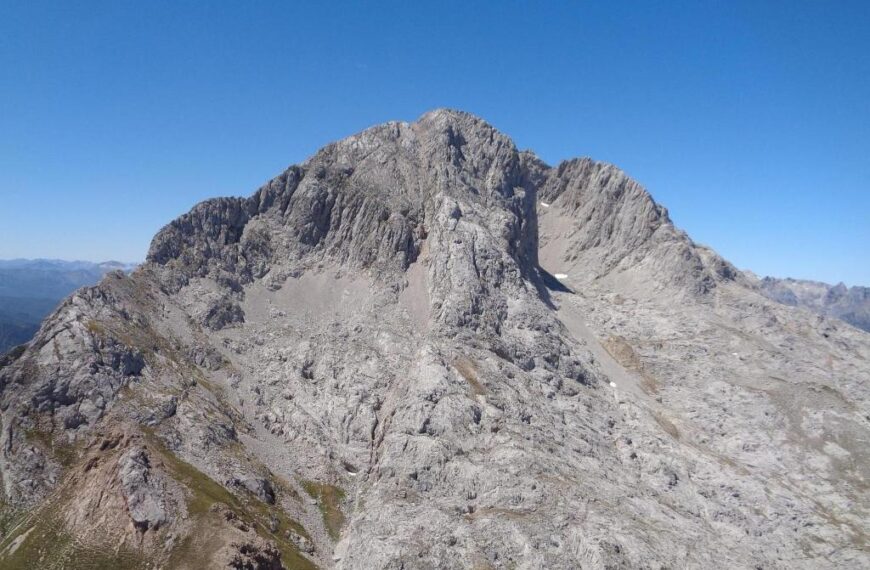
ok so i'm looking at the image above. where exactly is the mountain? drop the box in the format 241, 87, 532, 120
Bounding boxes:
0, 110, 867, 569
0, 259, 138, 354
747, 273, 870, 333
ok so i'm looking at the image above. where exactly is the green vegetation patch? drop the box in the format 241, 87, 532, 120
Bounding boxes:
0, 502, 24, 541
23, 426, 82, 467
150, 437, 316, 569
0, 502, 150, 570
2, 432, 317, 570
302, 480, 346, 540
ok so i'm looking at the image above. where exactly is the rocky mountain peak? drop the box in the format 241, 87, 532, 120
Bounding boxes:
147, 110, 544, 338
1, 111, 868, 569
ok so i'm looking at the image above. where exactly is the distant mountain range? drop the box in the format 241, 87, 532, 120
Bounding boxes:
0, 259, 137, 353
746, 273, 870, 332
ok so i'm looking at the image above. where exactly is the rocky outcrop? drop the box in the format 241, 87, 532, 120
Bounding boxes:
750, 274, 870, 332
118, 446, 169, 531
0, 110, 867, 569
224, 537, 284, 570
0, 259, 138, 355
0, 277, 150, 508
538, 157, 742, 297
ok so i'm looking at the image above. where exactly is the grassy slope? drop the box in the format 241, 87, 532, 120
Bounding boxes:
0, 434, 318, 570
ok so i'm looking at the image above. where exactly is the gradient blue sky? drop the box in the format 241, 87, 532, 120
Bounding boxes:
1, 1, 868, 284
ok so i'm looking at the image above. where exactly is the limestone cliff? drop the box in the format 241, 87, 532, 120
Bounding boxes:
1, 110, 867, 569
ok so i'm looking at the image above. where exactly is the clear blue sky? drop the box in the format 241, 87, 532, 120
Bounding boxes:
1, 1, 868, 284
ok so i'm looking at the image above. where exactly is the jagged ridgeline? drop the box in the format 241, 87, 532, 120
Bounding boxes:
1, 110, 867, 569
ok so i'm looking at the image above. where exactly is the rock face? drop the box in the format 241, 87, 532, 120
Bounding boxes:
0, 110, 868, 569
538, 157, 743, 297
117, 446, 169, 531
749, 274, 870, 332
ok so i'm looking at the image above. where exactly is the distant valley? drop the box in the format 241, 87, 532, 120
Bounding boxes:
0, 259, 137, 353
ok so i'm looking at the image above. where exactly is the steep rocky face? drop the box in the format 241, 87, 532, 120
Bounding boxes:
749, 274, 870, 332
538, 158, 742, 297
0, 110, 868, 569
147, 112, 541, 337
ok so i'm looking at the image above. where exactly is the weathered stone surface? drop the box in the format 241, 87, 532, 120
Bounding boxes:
0, 109, 867, 569
227, 476, 276, 505
538, 157, 743, 297
118, 446, 169, 531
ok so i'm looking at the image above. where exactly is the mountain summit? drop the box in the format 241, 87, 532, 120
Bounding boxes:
1, 110, 867, 569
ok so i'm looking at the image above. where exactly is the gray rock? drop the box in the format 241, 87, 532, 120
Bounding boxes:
118, 446, 168, 531
228, 476, 276, 505
0, 109, 867, 570
202, 296, 246, 330
287, 529, 315, 554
